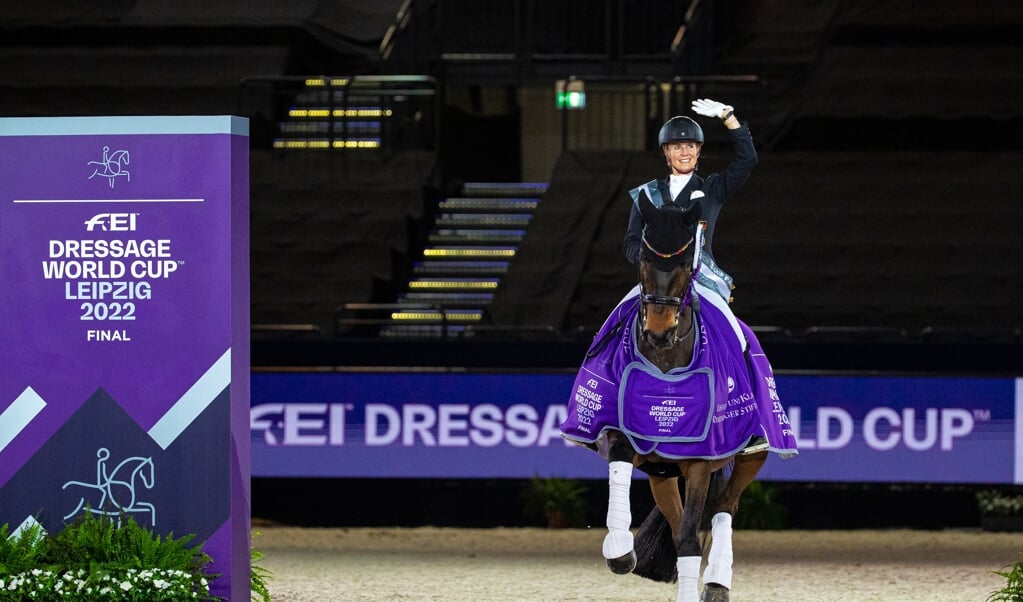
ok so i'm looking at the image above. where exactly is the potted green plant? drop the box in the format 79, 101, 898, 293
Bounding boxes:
976, 489, 1023, 532
733, 481, 788, 530
521, 475, 589, 528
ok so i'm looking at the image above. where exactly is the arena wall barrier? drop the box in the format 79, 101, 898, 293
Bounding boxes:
251, 371, 1022, 484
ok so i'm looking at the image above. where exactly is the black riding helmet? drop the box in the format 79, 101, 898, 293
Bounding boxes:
658, 116, 704, 145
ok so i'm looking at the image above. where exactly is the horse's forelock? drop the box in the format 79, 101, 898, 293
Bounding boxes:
641, 205, 697, 271
644, 249, 693, 273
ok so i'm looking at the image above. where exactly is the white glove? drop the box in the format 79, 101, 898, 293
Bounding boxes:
691, 98, 733, 119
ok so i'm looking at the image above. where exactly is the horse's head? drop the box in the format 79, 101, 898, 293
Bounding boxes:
136, 457, 155, 489
636, 193, 702, 350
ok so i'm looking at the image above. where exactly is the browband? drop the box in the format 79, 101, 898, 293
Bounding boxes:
642, 234, 693, 259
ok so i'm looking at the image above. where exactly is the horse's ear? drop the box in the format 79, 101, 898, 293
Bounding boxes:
684, 201, 703, 227
637, 189, 659, 222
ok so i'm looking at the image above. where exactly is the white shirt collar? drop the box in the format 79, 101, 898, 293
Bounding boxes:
669, 173, 693, 202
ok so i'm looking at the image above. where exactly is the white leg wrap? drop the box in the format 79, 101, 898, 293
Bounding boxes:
602, 461, 633, 559
676, 555, 702, 602
602, 529, 635, 560
606, 461, 633, 530
702, 512, 733, 590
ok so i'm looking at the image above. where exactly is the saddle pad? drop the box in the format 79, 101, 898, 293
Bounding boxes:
560, 291, 800, 460
619, 363, 714, 447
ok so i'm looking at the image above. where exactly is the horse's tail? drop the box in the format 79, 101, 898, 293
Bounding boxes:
631, 467, 731, 583
632, 505, 677, 583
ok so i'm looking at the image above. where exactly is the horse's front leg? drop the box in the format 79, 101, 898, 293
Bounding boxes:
675, 462, 711, 602
703, 450, 768, 599
603, 432, 637, 574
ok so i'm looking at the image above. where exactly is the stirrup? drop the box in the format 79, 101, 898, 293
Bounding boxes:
739, 436, 769, 455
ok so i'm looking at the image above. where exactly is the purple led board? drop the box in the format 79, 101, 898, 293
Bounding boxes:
250, 372, 1021, 485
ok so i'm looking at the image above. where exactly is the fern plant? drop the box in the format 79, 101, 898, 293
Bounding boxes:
250, 532, 273, 602
0, 514, 274, 601
49, 512, 209, 574
0, 514, 218, 601
0, 522, 47, 575
987, 558, 1023, 602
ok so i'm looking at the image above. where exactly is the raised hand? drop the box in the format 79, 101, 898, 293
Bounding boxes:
691, 98, 733, 119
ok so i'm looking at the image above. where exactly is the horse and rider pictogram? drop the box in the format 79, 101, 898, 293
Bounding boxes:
87, 146, 131, 188
62, 447, 156, 526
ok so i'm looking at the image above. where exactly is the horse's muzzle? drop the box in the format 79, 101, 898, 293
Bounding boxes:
643, 327, 677, 349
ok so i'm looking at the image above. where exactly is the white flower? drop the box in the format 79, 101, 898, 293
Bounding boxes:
119, 580, 132, 591
152, 579, 170, 590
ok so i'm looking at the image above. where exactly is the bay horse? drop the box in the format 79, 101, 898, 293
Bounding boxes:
561, 194, 797, 602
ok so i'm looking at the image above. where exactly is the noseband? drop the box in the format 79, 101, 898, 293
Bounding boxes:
639, 286, 696, 346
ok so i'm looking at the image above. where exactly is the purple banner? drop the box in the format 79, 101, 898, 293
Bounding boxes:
0, 117, 250, 601
251, 371, 1022, 484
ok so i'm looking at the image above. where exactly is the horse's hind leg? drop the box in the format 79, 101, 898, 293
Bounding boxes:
648, 475, 682, 538
603, 434, 636, 574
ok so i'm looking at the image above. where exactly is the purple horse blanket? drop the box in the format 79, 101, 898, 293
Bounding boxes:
560, 293, 798, 460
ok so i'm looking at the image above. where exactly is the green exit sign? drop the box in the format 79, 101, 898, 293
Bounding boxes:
555, 79, 586, 110
557, 91, 586, 109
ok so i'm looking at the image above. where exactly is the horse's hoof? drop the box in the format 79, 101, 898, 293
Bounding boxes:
700, 583, 730, 602
605, 550, 637, 574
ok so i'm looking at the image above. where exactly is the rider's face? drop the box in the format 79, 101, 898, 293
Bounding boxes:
662, 141, 701, 175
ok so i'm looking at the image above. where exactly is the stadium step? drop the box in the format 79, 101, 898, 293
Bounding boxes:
427, 229, 526, 244
269, 76, 436, 150
338, 182, 547, 337
413, 261, 510, 275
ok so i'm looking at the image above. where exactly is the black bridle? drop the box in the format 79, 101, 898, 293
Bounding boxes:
638, 231, 697, 345
639, 231, 695, 308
